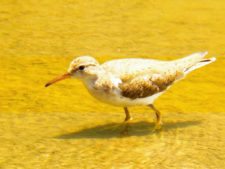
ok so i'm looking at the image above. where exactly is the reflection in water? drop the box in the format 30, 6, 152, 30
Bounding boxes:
57, 120, 201, 139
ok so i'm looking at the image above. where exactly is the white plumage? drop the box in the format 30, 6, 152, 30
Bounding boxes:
46, 51, 216, 126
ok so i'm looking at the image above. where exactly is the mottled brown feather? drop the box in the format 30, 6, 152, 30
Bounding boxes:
119, 70, 182, 99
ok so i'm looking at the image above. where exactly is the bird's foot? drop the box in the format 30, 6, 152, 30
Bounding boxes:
124, 116, 133, 122
120, 118, 133, 136
120, 124, 130, 136
153, 121, 163, 131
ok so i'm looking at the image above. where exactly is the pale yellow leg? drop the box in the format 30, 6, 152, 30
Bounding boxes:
120, 107, 132, 135
124, 107, 132, 122
149, 104, 163, 129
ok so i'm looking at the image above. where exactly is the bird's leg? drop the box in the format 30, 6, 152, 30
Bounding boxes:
123, 107, 132, 122
120, 107, 132, 136
148, 104, 162, 129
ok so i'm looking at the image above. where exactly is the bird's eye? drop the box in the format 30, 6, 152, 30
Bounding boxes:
78, 65, 85, 70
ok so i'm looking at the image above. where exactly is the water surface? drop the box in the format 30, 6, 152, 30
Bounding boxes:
0, 0, 225, 168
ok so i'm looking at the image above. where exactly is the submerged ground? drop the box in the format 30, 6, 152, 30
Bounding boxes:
0, 0, 225, 168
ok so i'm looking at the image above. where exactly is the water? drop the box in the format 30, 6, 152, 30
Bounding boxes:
0, 0, 225, 168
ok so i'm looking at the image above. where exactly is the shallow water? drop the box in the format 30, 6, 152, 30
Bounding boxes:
1, 0, 225, 168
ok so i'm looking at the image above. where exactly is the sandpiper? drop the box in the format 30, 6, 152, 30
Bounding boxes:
45, 52, 215, 128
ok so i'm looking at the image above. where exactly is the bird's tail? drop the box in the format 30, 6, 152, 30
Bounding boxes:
175, 51, 216, 75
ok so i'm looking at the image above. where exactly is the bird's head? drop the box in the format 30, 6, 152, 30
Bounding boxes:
45, 56, 100, 87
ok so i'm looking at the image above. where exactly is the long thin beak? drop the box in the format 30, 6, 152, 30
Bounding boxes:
45, 72, 71, 87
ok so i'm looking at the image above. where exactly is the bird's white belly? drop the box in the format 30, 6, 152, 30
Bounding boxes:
85, 83, 163, 107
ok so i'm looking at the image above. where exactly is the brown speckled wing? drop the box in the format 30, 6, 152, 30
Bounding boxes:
119, 71, 182, 99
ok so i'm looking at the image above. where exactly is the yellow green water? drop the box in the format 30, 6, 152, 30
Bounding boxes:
1, 0, 225, 168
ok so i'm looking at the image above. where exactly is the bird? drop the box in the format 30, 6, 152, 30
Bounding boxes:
45, 51, 215, 129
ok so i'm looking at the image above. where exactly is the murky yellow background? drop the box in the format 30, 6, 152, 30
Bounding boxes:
1, 0, 225, 168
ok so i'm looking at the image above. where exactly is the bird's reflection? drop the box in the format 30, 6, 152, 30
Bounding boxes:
56, 120, 201, 139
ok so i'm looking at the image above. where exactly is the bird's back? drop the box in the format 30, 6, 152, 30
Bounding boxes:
102, 58, 174, 81
101, 52, 214, 81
